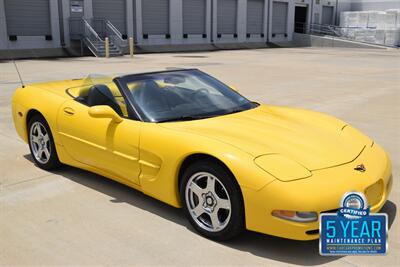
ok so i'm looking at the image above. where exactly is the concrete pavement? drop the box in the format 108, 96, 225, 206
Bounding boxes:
0, 47, 399, 266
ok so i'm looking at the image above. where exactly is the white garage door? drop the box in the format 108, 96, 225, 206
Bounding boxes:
217, 0, 237, 34
272, 1, 288, 35
4, 0, 51, 36
247, 0, 264, 34
142, 0, 170, 35
183, 0, 206, 35
92, 0, 127, 35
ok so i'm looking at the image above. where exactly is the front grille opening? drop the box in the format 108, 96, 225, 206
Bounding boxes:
321, 208, 338, 214
306, 229, 319, 235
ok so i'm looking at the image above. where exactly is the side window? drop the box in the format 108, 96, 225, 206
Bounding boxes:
107, 83, 129, 117
72, 83, 129, 118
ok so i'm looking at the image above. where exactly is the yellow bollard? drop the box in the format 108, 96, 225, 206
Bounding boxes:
105, 37, 110, 58
129, 37, 134, 58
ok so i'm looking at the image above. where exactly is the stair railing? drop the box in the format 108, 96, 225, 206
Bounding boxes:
307, 23, 400, 47
83, 19, 104, 57
309, 23, 343, 36
105, 20, 128, 51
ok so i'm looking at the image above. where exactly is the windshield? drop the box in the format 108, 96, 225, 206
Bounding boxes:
117, 69, 258, 122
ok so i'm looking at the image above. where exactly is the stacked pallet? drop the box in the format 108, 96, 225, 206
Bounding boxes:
339, 9, 400, 46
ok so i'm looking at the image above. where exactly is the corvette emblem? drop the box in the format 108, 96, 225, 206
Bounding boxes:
354, 164, 366, 172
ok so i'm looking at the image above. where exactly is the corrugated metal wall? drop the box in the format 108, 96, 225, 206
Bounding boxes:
272, 1, 288, 35
183, 0, 206, 35
92, 0, 127, 34
1, 0, 331, 54
142, 0, 170, 35
217, 0, 238, 34
321, 6, 334, 25
247, 0, 264, 34
132, 0, 136, 38
4, 0, 51, 36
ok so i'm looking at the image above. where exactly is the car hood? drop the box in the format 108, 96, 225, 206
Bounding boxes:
160, 105, 367, 171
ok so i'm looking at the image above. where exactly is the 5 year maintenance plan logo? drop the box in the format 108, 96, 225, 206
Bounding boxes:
320, 191, 388, 255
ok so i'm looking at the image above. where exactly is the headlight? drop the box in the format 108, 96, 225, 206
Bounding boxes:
272, 210, 318, 222
254, 154, 311, 182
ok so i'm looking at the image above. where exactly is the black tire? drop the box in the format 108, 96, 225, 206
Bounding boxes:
180, 160, 245, 241
28, 114, 61, 170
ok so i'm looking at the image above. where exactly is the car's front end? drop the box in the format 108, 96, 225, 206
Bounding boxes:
160, 100, 393, 240
242, 141, 392, 240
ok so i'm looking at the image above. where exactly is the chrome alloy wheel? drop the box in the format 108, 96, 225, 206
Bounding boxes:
29, 121, 51, 164
185, 172, 232, 232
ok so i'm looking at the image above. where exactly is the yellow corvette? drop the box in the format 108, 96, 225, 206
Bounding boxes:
12, 69, 392, 241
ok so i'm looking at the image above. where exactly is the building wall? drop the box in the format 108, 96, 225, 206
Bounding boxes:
0, 0, 346, 57
0, 0, 7, 49
3, 0, 400, 57
311, 0, 338, 25
267, 0, 313, 43
336, 0, 400, 25
348, 0, 400, 11
337, 1, 352, 23
336, 0, 400, 16
0, 0, 61, 51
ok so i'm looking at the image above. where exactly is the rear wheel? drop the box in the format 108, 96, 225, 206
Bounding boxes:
28, 115, 61, 170
180, 160, 244, 241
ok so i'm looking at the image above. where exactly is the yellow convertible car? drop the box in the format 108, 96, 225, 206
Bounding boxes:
12, 69, 392, 241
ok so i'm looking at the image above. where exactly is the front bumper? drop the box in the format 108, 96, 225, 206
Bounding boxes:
242, 143, 393, 240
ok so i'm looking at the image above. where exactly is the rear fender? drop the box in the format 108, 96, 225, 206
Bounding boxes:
12, 86, 68, 145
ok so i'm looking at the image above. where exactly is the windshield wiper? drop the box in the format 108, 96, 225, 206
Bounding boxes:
157, 115, 214, 123
158, 108, 248, 123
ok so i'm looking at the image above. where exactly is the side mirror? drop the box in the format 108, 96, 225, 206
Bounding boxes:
88, 105, 123, 123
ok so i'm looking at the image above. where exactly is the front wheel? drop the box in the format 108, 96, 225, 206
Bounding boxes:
28, 115, 61, 170
180, 160, 245, 241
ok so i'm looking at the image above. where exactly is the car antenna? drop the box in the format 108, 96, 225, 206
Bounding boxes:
12, 59, 25, 88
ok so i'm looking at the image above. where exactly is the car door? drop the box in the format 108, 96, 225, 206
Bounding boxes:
57, 98, 141, 185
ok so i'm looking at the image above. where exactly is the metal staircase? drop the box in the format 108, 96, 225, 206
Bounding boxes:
70, 18, 127, 57
82, 39, 123, 57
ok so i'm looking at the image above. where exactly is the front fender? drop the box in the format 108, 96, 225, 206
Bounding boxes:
138, 123, 276, 207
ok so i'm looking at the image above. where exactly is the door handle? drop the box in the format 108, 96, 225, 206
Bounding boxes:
63, 107, 75, 115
